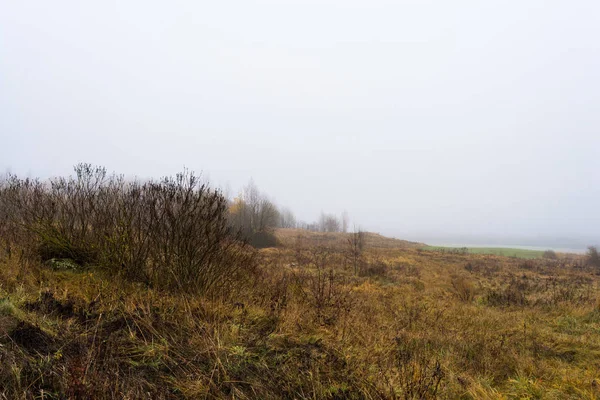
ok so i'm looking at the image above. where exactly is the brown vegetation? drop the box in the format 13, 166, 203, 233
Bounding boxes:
1, 167, 599, 399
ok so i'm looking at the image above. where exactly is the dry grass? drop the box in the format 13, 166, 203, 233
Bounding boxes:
275, 228, 424, 250
1, 232, 600, 399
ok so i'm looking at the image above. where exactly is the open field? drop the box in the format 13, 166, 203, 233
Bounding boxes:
1, 227, 599, 399
276, 228, 425, 250
422, 245, 550, 259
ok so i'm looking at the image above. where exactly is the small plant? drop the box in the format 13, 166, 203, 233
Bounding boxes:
294, 247, 354, 325
485, 278, 529, 307
587, 246, 600, 269
451, 275, 476, 302
542, 250, 558, 260
346, 228, 366, 275
393, 333, 445, 399
360, 259, 388, 277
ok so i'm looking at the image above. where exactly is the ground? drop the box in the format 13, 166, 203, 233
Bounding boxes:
421, 246, 549, 259
0, 229, 599, 399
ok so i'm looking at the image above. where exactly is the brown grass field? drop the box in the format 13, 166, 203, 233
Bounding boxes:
1, 228, 599, 399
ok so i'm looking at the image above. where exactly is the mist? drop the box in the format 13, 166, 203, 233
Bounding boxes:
1, 1, 599, 248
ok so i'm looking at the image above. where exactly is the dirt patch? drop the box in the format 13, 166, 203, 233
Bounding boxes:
25, 291, 76, 319
10, 321, 56, 355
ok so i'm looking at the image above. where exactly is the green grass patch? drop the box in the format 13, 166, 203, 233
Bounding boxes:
422, 246, 545, 259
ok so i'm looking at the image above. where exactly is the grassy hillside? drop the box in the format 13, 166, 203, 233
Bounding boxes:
422, 245, 547, 259
1, 232, 599, 399
276, 228, 425, 249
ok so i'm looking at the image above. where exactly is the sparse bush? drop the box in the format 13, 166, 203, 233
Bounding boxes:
539, 277, 595, 306
228, 180, 281, 248
0, 164, 256, 295
319, 212, 342, 232
293, 247, 354, 325
346, 228, 366, 275
396, 262, 421, 278
484, 278, 529, 307
249, 231, 279, 248
360, 259, 388, 277
519, 260, 536, 270
587, 246, 600, 269
393, 333, 444, 399
394, 301, 442, 331
451, 275, 476, 302
542, 250, 558, 260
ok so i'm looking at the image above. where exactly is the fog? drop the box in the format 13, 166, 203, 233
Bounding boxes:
1, 1, 599, 248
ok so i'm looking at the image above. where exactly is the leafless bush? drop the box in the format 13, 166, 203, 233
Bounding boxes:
0, 164, 256, 296
394, 301, 444, 331
248, 231, 279, 248
393, 333, 444, 399
0, 174, 13, 257
251, 254, 291, 317
538, 277, 595, 306
542, 250, 558, 260
451, 275, 476, 302
587, 246, 600, 270
360, 258, 388, 277
318, 212, 341, 232
293, 246, 354, 325
396, 262, 421, 278
228, 180, 280, 248
484, 278, 529, 307
346, 228, 366, 275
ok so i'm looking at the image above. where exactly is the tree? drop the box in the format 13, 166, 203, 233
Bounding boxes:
319, 212, 341, 233
229, 180, 280, 247
542, 249, 558, 260
278, 207, 297, 228
587, 246, 600, 269
341, 211, 349, 233
347, 227, 366, 275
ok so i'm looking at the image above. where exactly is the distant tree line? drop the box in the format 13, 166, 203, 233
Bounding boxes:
227, 180, 353, 247
0, 166, 359, 266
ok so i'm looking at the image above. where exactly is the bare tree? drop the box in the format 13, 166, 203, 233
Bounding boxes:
587, 246, 600, 269
341, 211, 349, 233
319, 212, 341, 233
257, 197, 280, 232
347, 227, 366, 275
229, 179, 281, 247
278, 207, 297, 228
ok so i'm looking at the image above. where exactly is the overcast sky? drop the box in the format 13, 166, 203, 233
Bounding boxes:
1, 1, 599, 245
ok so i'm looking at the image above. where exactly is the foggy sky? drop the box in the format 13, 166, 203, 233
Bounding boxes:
1, 1, 599, 246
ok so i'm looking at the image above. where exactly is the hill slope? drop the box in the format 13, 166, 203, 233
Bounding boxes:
275, 228, 425, 249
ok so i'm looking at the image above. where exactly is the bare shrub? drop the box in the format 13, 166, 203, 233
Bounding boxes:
542, 250, 558, 260
587, 246, 600, 269
484, 278, 529, 307
0, 164, 256, 296
360, 259, 388, 277
396, 262, 421, 278
537, 277, 595, 306
394, 301, 445, 331
393, 333, 444, 399
251, 254, 291, 317
451, 275, 476, 303
319, 212, 342, 232
248, 231, 279, 249
346, 228, 366, 275
228, 180, 280, 248
293, 246, 354, 325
